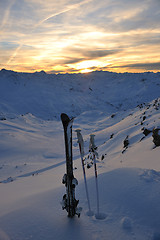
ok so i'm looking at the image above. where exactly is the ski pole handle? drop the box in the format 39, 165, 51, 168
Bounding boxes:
75, 129, 85, 158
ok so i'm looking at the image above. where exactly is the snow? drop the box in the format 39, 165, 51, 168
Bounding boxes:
0, 69, 160, 239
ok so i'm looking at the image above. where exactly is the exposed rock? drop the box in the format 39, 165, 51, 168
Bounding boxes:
143, 128, 152, 136
152, 128, 160, 147
123, 136, 129, 148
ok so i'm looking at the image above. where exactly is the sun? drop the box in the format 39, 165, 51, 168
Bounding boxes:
80, 68, 93, 73
70, 60, 100, 73
76, 60, 99, 69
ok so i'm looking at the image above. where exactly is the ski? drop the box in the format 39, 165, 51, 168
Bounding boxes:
61, 113, 79, 218
76, 129, 94, 216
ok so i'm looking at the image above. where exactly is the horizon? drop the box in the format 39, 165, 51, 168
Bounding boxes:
0, 0, 160, 74
1, 68, 160, 76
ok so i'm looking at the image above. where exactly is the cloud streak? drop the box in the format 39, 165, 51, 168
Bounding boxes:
4, 0, 93, 67
120, 62, 160, 71
35, 0, 93, 27
0, 0, 16, 30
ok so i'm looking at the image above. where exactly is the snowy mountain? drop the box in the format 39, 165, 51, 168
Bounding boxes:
0, 69, 160, 240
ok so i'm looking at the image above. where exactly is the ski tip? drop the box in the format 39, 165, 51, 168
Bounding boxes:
61, 113, 70, 122
60, 113, 75, 124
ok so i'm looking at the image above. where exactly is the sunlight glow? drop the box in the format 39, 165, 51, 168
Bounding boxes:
1, 0, 160, 73
75, 60, 101, 70
80, 68, 93, 73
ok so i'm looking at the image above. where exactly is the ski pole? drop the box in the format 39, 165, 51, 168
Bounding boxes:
89, 134, 100, 216
76, 129, 93, 216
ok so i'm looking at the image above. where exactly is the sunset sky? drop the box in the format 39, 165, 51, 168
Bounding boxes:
0, 0, 160, 73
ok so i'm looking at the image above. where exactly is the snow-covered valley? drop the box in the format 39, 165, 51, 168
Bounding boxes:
0, 69, 160, 240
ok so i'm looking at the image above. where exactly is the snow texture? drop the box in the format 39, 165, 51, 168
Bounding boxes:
0, 69, 160, 239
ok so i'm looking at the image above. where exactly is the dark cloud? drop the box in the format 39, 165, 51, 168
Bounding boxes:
56, 48, 122, 67
54, 50, 118, 65
65, 47, 121, 60
82, 49, 119, 58
61, 57, 85, 65
114, 62, 160, 71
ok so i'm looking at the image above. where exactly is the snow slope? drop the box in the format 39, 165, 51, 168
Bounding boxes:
0, 69, 160, 240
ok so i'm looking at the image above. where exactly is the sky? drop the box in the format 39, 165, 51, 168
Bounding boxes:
0, 0, 160, 73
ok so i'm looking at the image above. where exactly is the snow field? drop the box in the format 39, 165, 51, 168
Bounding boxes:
0, 69, 160, 239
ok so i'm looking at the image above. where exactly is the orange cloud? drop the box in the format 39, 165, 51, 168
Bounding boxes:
1, 0, 160, 73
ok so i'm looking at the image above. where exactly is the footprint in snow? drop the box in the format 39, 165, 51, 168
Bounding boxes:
121, 217, 132, 231
95, 212, 107, 220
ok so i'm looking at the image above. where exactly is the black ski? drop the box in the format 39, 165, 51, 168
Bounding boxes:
61, 113, 79, 217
